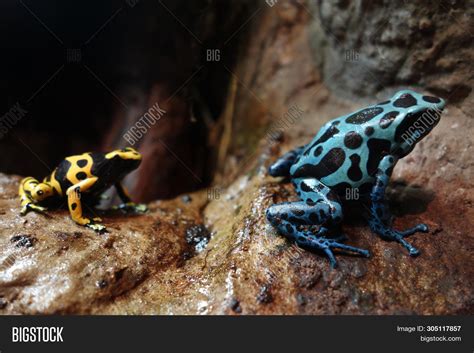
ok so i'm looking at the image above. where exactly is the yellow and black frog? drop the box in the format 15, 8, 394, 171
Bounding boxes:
18, 147, 148, 233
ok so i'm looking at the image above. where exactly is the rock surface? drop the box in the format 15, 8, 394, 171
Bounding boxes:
308, 0, 473, 102
0, 0, 473, 314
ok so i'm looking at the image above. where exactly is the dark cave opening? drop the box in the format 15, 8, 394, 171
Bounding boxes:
0, 0, 255, 201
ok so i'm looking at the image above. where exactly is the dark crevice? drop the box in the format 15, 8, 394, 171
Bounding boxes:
0, 0, 257, 202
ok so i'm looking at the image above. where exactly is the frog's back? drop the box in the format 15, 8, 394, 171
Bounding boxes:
54, 152, 109, 194
290, 104, 393, 194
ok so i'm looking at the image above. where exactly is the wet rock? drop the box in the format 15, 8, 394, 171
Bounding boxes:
97, 280, 108, 289
10, 234, 36, 248
181, 195, 193, 204
55, 231, 82, 241
296, 293, 307, 306
229, 298, 242, 314
351, 261, 367, 279
185, 224, 211, 253
0, 174, 199, 314
257, 285, 273, 304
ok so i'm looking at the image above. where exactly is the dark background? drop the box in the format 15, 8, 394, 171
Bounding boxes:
0, 0, 251, 200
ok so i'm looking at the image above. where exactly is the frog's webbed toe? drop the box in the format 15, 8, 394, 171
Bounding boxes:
370, 222, 429, 256
297, 232, 370, 268
399, 223, 429, 237
86, 221, 107, 234
113, 202, 148, 214
21, 203, 48, 216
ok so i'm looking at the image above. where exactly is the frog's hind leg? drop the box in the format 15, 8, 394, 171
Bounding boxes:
268, 146, 304, 177
266, 178, 370, 268
112, 182, 148, 213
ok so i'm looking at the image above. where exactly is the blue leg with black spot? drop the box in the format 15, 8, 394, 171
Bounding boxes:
369, 155, 429, 256
267, 178, 370, 268
268, 146, 305, 177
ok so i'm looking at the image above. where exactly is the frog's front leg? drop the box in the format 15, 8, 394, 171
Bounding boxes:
266, 178, 370, 268
112, 182, 148, 213
66, 177, 106, 233
268, 146, 305, 177
369, 155, 428, 256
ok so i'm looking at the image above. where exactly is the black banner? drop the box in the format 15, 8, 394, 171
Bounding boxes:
0, 316, 472, 353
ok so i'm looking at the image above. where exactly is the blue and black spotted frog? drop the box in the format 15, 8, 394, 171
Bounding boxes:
266, 90, 445, 267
